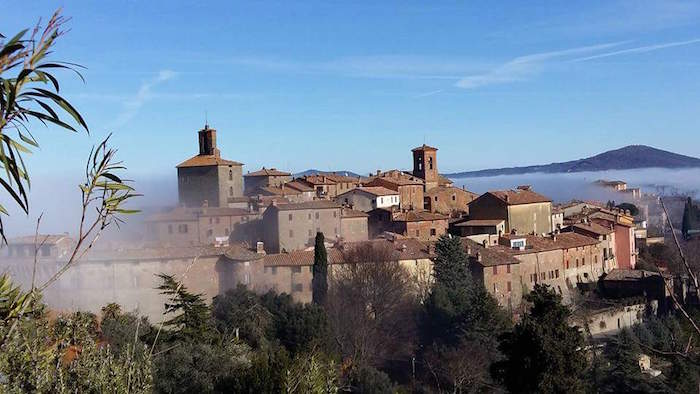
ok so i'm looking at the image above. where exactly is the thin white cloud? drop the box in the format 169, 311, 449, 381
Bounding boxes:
571, 38, 700, 62
108, 70, 177, 129
455, 42, 625, 89
412, 89, 444, 98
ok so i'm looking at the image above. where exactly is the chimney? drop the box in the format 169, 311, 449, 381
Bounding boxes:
401, 244, 407, 252
256, 241, 265, 254
476, 252, 482, 262
198, 125, 219, 156
376, 169, 381, 176
466, 245, 472, 255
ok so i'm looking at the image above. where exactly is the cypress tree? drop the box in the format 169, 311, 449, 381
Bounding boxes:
682, 197, 692, 239
312, 232, 328, 305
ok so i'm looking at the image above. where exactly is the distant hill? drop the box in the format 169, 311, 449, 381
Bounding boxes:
445, 145, 700, 178
293, 169, 364, 178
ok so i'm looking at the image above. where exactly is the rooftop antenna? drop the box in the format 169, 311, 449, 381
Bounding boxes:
204, 110, 209, 129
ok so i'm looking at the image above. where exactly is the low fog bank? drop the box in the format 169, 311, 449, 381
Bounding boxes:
0, 173, 177, 240
452, 167, 700, 204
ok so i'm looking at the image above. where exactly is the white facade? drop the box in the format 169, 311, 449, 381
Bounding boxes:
336, 188, 400, 212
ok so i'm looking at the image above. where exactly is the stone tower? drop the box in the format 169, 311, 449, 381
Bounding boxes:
412, 144, 438, 190
177, 125, 244, 207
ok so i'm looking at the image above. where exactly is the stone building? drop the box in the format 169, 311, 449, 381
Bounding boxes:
368, 208, 448, 242
412, 144, 440, 190
145, 206, 257, 246
340, 207, 369, 242
262, 200, 343, 253
244, 167, 292, 195
177, 125, 243, 207
565, 221, 617, 274
259, 238, 434, 303
6, 234, 74, 259
467, 232, 604, 312
336, 186, 399, 212
468, 187, 553, 235
0, 243, 264, 321
297, 173, 360, 199
424, 186, 478, 216
363, 171, 425, 211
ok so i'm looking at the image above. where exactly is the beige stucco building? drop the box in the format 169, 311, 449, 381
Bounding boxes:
468, 187, 553, 235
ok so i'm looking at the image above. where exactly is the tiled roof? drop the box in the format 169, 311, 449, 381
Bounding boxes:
255, 186, 303, 197
300, 172, 360, 185
462, 238, 520, 267
341, 207, 369, 218
571, 222, 614, 235
85, 243, 263, 262
500, 233, 599, 254
9, 234, 72, 246
273, 200, 341, 211
339, 186, 398, 197
366, 170, 425, 186
604, 269, 661, 281
437, 175, 453, 186
245, 167, 291, 177
454, 219, 504, 227
486, 189, 552, 205
284, 180, 314, 192
145, 207, 251, 222
177, 154, 243, 168
392, 210, 448, 222
411, 144, 438, 152
263, 238, 432, 266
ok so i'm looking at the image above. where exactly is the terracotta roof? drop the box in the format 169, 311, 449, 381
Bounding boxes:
9, 234, 72, 246
454, 219, 505, 227
85, 243, 263, 262
571, 222, 614, 236
486, 189, 552, 205
365, 170, 424, 186
392, 210, 448, 222
300, 172, 360, 185
263, 238, 432, 266
339, 186, 398, 197
245, 167, 291, 177
254, 186, 303, 197
284, 180, 314, 192
411, 144, 438, 152
499, 233, 599, 254
145, 207, 251, 222
437, 175, 453, 186
341, 207, 369, 218
462, 238, 520, 267
273, 200, 341, 211
177, 154, 243, 168
604, 269, 661, 281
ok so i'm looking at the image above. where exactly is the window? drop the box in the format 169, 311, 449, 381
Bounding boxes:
229, 186, 233, 196
430, 228, 436, 236
308, 229, 312, 237
333, 211, 337, 218
506, 265, 511, 274
493, 266, 498, 275
576, 258, 579, 267
595, 255, 598, 263
292, 266, 302, 273
168, 224, 173, 234
308, 213, 311, 220
582, 257, 585, 265
289, 229, 294, 238
507, 281, 512, 292
415, 230, 420, 237
555, 269, 559, 278
452, 194, 456, 201
178, 224, 188, 233
540, 272, 545, 280
207, 229, 213, 237
315, 212, 320, 219
428, 157, 433, 170
288, 214, 293, 221
434, 196, 438, 202
379, 197, 383, 204
293, 283, 303, 292
215, 217, 220, 224
229, 170, 233, 181
566, 260, 569, 269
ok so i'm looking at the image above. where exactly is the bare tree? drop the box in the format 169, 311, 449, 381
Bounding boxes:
326, 242, 419, 371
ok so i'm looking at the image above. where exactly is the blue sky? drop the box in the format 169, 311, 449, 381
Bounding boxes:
4, 0, 700, 178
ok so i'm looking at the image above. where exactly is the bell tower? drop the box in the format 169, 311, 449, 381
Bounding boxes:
412, 144, 438, 190
198, 124, 220, 157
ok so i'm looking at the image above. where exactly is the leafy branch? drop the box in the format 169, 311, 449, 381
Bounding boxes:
0, 9, 88, 243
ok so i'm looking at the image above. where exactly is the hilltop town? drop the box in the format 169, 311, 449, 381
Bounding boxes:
2, 125, 694, 336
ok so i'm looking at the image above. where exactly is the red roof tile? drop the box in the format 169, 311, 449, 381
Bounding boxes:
177, 154, 243, 168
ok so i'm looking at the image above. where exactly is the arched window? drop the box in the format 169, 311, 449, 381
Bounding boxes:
229, 170, 233, 181
229, 186, 233, 196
